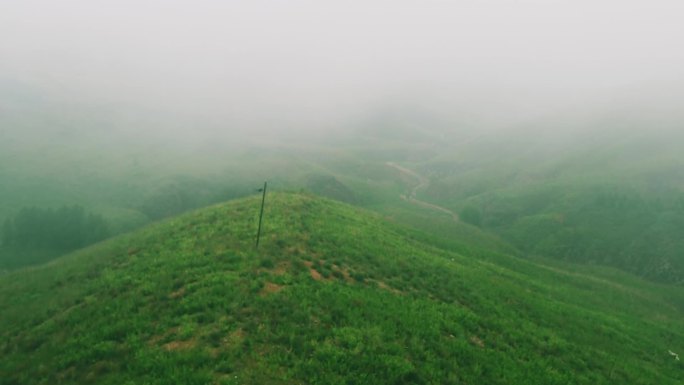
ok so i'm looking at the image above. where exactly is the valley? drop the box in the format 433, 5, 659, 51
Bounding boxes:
385, 161, 459, 220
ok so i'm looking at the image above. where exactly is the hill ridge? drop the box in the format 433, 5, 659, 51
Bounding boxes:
1, 192, 682, 384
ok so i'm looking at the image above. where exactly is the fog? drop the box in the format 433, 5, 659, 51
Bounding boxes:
4, 4, 684, 381
3, 1, 684, 288
2, 0, 684, 139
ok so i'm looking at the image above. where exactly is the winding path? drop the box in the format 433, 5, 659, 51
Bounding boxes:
385, 162, 459, 221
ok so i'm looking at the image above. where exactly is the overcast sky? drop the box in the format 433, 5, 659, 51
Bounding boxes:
1, 0, 683, 131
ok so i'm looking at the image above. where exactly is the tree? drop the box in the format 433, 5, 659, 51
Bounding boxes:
2, 205, 109, 253
460, 205, 482, 227
1, 218, 14, 247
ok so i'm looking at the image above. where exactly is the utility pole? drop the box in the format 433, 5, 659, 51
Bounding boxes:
255, 181, 267, 248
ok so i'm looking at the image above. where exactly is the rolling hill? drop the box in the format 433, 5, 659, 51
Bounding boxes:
1, 193, 682, 384
382, 126, 684, 284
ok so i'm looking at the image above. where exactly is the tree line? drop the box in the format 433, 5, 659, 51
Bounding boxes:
2, 205, 109, 252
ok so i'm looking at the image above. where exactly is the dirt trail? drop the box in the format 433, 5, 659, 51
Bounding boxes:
386, 162, 458, 221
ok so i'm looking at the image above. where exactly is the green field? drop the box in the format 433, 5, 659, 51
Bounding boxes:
2, 193, 682, 384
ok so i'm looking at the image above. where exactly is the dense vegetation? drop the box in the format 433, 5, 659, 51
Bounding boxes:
471, 184, 684, 283
391, 127, 684, 284
1, 193, 682, 384
1, 205, 109, 269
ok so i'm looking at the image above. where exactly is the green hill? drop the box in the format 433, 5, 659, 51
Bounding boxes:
1, 193, 683, 384
394, 127, 684, 284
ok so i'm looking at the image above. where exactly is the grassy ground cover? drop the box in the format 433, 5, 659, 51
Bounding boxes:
1, 193, 682, 384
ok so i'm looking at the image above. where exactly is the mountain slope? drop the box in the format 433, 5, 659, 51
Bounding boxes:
407, 127, 684, 283
1, 193, 682, 384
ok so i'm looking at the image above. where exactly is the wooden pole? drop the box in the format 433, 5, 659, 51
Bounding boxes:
255, 181, 267, 248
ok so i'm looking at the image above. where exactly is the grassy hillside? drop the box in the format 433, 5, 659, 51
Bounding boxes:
404, 127, 684, 283
4, 87, 683, 284
1, 193, 682, 384
1, 103, 503, 271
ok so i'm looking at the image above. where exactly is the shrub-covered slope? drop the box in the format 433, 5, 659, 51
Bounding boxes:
415, 128, 684, 283
1, 193, 682, 384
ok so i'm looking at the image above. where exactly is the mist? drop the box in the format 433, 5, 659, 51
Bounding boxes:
3, 0, 684, 259
4, 3, 684, 382
2, 0, 684, 142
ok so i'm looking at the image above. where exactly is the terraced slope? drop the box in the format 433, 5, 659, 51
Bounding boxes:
1, 193, 682, 384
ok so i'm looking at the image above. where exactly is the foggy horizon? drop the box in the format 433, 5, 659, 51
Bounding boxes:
2, 0, 684, 138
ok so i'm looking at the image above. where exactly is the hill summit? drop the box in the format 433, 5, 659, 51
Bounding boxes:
1, 193, 682, 384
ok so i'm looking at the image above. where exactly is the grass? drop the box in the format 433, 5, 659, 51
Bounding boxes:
1, 192, 682, 384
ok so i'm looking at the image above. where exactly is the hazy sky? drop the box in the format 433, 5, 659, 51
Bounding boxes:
1, 0, 683, 130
